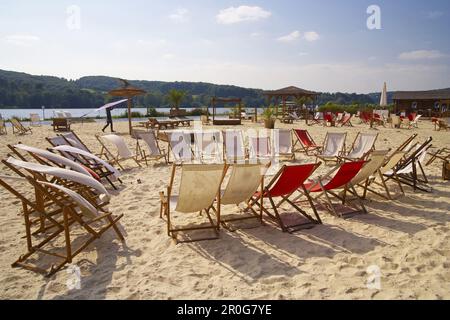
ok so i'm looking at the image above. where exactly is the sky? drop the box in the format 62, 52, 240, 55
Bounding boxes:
0, 0, 449, 93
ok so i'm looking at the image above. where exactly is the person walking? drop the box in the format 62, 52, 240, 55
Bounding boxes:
102, 107, 115, 132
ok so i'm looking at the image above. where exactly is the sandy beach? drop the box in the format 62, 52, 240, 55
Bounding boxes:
0, 119, 449, 300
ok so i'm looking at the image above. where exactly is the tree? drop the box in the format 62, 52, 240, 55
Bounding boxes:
167, 89, 186, 110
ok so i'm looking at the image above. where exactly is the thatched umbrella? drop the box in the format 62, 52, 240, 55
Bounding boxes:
108, 79, 147, 134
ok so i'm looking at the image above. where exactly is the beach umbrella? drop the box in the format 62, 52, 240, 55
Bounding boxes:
380, 82, 388, 108
95, 99, 128, 112
108, 79, 147, 135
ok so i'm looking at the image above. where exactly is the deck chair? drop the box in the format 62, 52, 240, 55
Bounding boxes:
167, 131, 196, 164
193, 131, 223, 163
316, 132, 347, 163
249, 163, 322, 233
436, 118, 450, 131
384, 138, 433, 192
293, 129, 322, 156
301, 161, 367, 218
340, 114, 353, 127
0, 119, 7, 135
59, 131, 93, 154
96, 134, 142, 169
308, 112, 323, 126
394, 134, 418, 154
362, 151, 407, 200
411, 115, 422, 128
339, 132, 378, 162
222, 130, 246, 163
0, 175, 124, 277
272, 129, 295, 160
30, 113, 41, 127
248, 135, 272, 160
390, 115, 401, 128
10, 118, 32, 135
159, 164, 227, 243
132, 129, 168, 165
211, 162, 270, 230
426, 147, 450, 166
401, 117, 411, 129
48, 138, 122, 190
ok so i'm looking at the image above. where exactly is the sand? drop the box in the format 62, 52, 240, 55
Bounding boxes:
0, 119, 449, 300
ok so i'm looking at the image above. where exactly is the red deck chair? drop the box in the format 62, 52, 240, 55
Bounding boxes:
340, 114, 353, 127
250, 163, 322, 233
301, 161, 367, 218
293, 129, 322, 155
360, 112, 371, 124
324, 113, 333, 126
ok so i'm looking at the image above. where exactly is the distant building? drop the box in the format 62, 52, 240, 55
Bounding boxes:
393, 88, 450, 116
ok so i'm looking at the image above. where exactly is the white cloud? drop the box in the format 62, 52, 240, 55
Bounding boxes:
5, 34, 40, 47
304, 31, 320, 42
169, 8, 190, 23
426, 11, 444, 19
277, 30, 301, 43
398, 50, 447, 60
250, 32, 262, 38
216, 6, 271, 25
162, 53, 175, 60
137, 39, 168, 48
299, 52, 308, 57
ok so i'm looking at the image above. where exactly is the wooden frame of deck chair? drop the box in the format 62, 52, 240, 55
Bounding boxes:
249, 163, 323, 233
10, 118, 32, 135
132, 129, 168, 166
248, 134, 272, 161
410, 115, 422, 128
209, 162, 270, 231
360, 150, 407, 200
316, 132, 347, 164
339, 113, 353, 127
293, 129, 322, 156
222, 129, 247, 163
338, 132, 378, 162
59, 131, 98, 155
96, 134, 142, 170
47, 135, 122, 189
166, 131, 197, 164
307, 112, 324, 126
0, 175, 124, 277
383, 137, 433, 193
298, 161, 368, 219
193, 130, 223, 163
426, 147, 450, 166
0, 119, 7, 135
394, 134, 418, 154
159, 163, 227, 243
272, 129, 295, 160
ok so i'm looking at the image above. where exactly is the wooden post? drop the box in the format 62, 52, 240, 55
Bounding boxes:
127, 98, 132, 135
254, 106, 257, 122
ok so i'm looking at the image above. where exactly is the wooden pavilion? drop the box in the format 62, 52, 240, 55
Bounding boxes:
209, 97, 242, 125
393, 88, 450, 117
263, 86, 319, 118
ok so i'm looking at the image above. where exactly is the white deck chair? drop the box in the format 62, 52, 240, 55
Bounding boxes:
13, 144, 91, 176
167, 131, 196, 164
340, 132, 378, 161
272, 129, 295, 160
193, 131, 223, 163
411, 115, 422, 128
248, 135, 271, 160
160, 164, 227, 242
133, 130, 168, 165
6, 157, 110, 200
96, 134, 141, 169
316, 132, 347, 163
222, 130, 246, 163
214, 163, 269, 230
60, 132, 91, 153
30, 113, 41, 127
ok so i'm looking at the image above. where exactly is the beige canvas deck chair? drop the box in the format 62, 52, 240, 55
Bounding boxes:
132, 129, 168, 165
193, 131, 223, 163
248, 135, 272, 160
10, 118, 32, 135
0, 119, 7, 135
0, 175, 124, 277
30, 113, 41, 127
362, 151, 406, 200
272, 129, 295, 160
390, 115, 401, 128
159, 164, 227, 243
339, 132, 378, 162
96, 134, 141, 169
211, 162, 269, 231
401, 117, 411, 129
222, 130, 246, 163
167, 131, 196, 164
316, 132, 347, 163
